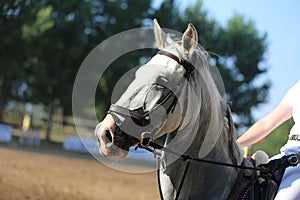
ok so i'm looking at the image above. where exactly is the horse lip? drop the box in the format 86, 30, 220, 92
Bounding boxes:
112, 149, 128, 158
100, 141, 129, 158
106, 149, 128, 158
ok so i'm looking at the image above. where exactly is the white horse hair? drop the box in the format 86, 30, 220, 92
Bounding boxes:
96, 19, 245, 199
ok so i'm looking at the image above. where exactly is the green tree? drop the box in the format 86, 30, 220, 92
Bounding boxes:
21, 0, 154, 140
21, 0, 95, 140
0, 1, 31, 121
91, 0, 154, 114
0, 0, 154, 140
221, 16, 269, 127
0, 0, 270, 141
154, 0, 269, 128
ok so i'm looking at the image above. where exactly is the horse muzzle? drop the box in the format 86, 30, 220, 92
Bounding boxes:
95, 115, 139, 158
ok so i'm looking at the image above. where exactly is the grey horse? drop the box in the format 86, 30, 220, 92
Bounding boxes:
95, 19, 247, 200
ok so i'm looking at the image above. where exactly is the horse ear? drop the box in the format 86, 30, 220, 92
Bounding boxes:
182, 23, 198, 55
153, 18, 166, 49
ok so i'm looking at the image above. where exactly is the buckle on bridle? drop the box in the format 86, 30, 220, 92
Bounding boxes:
136, 132, 161, 158
139, 132, 153, 148
288, 155, 299, 166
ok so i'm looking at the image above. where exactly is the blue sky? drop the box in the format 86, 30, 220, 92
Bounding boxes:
154, 0, 300, 120
201, 0, 300, 119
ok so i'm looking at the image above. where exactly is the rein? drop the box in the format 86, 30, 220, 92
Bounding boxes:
108, 50, 271, 199
137, 136, 300, 200
137, 138, 271, 173
136, 139, 270, 200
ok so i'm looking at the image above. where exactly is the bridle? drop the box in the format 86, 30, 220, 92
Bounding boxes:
108, 50, 195, 135
157, 51, 195, 80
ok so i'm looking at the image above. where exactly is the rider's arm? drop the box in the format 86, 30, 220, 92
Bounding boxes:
237, 102, 293, 147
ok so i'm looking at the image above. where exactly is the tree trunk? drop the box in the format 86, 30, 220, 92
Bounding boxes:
45, 102, 55, 141
0, 88, 7, 123
0, 97, 5, 122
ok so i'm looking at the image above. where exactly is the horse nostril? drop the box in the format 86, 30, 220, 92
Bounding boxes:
105, 129, 112, 142
104, 129, 113, 148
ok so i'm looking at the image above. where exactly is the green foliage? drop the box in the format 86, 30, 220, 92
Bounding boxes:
24, 0, 92, 108
222, 16, 270, 127
0, 0, 270, 139
22, 5, 54, 40
0, 0, 31, 121
252, 119, 294, 157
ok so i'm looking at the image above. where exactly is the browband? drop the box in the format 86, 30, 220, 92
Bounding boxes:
157, 50, 195, 79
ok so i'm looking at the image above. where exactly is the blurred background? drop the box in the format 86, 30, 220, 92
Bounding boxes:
0, 0, 299, 192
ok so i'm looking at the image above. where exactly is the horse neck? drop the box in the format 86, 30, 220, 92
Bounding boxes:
159, 74, 243, 200
188, 72, 243, 164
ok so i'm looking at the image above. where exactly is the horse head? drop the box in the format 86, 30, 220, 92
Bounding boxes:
95, 19, 201, 158
94, 19, 248, 200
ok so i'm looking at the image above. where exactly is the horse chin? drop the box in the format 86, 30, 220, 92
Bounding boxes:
100, 144, 129, 158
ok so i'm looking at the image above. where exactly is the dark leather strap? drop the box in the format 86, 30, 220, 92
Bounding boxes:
108, 104, 146, 121
157, 51, 194, 78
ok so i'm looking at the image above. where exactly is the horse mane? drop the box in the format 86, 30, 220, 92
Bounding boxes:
158, 33, 242, 161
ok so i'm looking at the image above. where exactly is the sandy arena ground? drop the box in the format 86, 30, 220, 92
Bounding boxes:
0, 146, 160, 200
